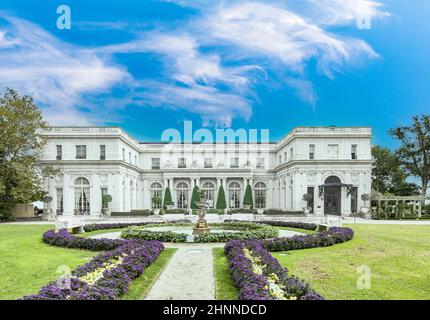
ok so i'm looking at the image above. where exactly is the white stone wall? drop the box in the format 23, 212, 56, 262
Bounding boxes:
40, 126, 372, 217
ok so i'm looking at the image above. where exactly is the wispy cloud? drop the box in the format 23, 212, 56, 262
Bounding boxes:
0, 13, 131, 125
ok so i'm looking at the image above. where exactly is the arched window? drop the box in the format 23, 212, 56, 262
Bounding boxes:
74, 177, 90, 215
201, 181, 216, 208
254, 182, 267, 209
176, 182, 189, 209
228, 182, 241, 209
150, 182, 163, 209
325, 176, 341, 184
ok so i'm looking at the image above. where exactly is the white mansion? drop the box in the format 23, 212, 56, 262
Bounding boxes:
40, 126, 373, 217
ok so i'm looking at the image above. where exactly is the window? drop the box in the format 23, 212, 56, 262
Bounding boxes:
101, 188, 108, 209
351, 187, 358, 213
129, 152, 132, 163
204, 158, 213, 168
176, 182, 189, 209
135, 155, 137, 165
309, 144, 315, 160
351, 144, 358, 160
75, 145, 87, 159
328, 144, 339, 159
151, 158, 160, 169
100, 145, 106, 160
279, 155, 282, 165
228, 182, 241, 209
230, 157, 239, 168
284, 152, 287, 162
289, 148, 293, 161
178, 157, 186, 168
307, 187, 314, 213
74, 177, 90, 215
150, 182, 163, 209
256, 158, 265, 169
201, 182, 216, 208
56, 188, 63, 215
254, 182, 267, 209
122, 148, 125, 161
56, 145, 62, 160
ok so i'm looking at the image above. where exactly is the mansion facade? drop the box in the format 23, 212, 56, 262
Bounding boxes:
40, 126, 373, 217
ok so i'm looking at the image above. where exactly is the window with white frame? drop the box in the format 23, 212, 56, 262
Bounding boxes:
351, 144, 358, 160
100, 145, 106, 160
176, 182, 189, 209
101, 187, 108, 209
204, 157, 212, 168
256, 157, 265, 169
56, 145, 62, 160
150, 182, 163, 209
74, 177, 90, 214
56, 188, 63, 215
254, 182, 267, 209
230, 158, 239, 168
309, 144, 315, 160
228, 182, 241, 209
151, 158, 160, 169
75, 145, 87, 159
201, 181, 216, 208
178, 157, 186, 168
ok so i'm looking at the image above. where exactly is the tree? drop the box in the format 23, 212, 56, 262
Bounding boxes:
243, 183, 253, 208
163, 186, 173, 208
216, 185, 226, 210
371, 145, 420, 196
190, 186, 200, 209
389, 115, 430, 199
0, 89, 47, 220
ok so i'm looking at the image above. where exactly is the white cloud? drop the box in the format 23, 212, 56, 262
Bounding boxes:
0, 13, 131, 125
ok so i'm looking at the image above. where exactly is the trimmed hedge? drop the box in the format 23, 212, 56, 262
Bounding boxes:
263, 209, 305, 216
225, 239, 323, 300
262, 227, 354, 252
22, 239, 164, 300
111, 210, 153, 217
216, 185, 227, 210
121, 227, 187, 243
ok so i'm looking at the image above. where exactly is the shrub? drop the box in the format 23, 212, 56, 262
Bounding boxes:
225, 239, 323, 300
243, 184, 253, 208
163, 187, 173, 208
190, 186, 200, 209
263, 209, 305, 216
216, 185, 226, 210
121, 227, 187, 243
224, 220, 318, 231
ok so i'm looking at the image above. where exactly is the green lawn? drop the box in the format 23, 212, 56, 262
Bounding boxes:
213, 248, 238, 300
273, 224, 430, 300
0, 224, 97, 300
122, 248, 177, 300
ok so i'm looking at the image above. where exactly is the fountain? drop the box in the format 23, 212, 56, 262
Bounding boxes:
192, 190, 211, 235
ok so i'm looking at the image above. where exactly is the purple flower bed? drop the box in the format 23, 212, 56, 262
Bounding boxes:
21, 239, 164, 300
43, 229, 127, 251
225, 240, 323, 300
262, 227, 354, 252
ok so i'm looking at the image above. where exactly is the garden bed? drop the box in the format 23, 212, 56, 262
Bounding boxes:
225, 239, 322, 300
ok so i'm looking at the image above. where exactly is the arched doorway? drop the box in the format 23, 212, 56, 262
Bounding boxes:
324, 176, 341, 215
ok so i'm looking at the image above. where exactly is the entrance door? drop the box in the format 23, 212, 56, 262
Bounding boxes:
324, 187, 341, 215
324, 176, 341, 216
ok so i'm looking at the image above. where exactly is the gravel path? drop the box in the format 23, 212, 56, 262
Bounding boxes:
144, 243, 221, 300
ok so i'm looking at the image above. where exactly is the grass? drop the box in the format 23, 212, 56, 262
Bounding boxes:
0, 224, 97, 300
213, 247, 238, 300
273, 224, 430, 300
122, 248, 177, 300
78, 229, 122, 238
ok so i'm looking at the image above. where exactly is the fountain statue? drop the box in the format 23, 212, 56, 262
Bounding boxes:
193, 190, 211, 235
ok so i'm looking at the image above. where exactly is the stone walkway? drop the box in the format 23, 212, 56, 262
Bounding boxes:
145, 243, 222, 300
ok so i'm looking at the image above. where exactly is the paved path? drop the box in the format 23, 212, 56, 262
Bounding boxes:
145, 243, 222, 300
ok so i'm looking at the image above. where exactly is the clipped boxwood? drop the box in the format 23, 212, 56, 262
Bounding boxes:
121, 226, 187, 243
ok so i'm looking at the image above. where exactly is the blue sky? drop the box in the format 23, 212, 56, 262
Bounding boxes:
0, 0, 429, 147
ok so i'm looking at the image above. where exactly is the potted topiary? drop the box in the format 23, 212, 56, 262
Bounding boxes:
243, 184, 253, 210
302, 193, 313, 214
102, 194, 113, 216
152, 196, 162, 215
361, 193, 370, 215
163, 187, 174, 210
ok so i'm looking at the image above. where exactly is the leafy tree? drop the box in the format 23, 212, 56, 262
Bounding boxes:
163, 186, 173, 208
190, 186, 200, 209
371, 145, 420, 196
243, 183, 253, 208
216, 185, 226, 210
389, 115, 430, 199
0, 89, 47, 220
